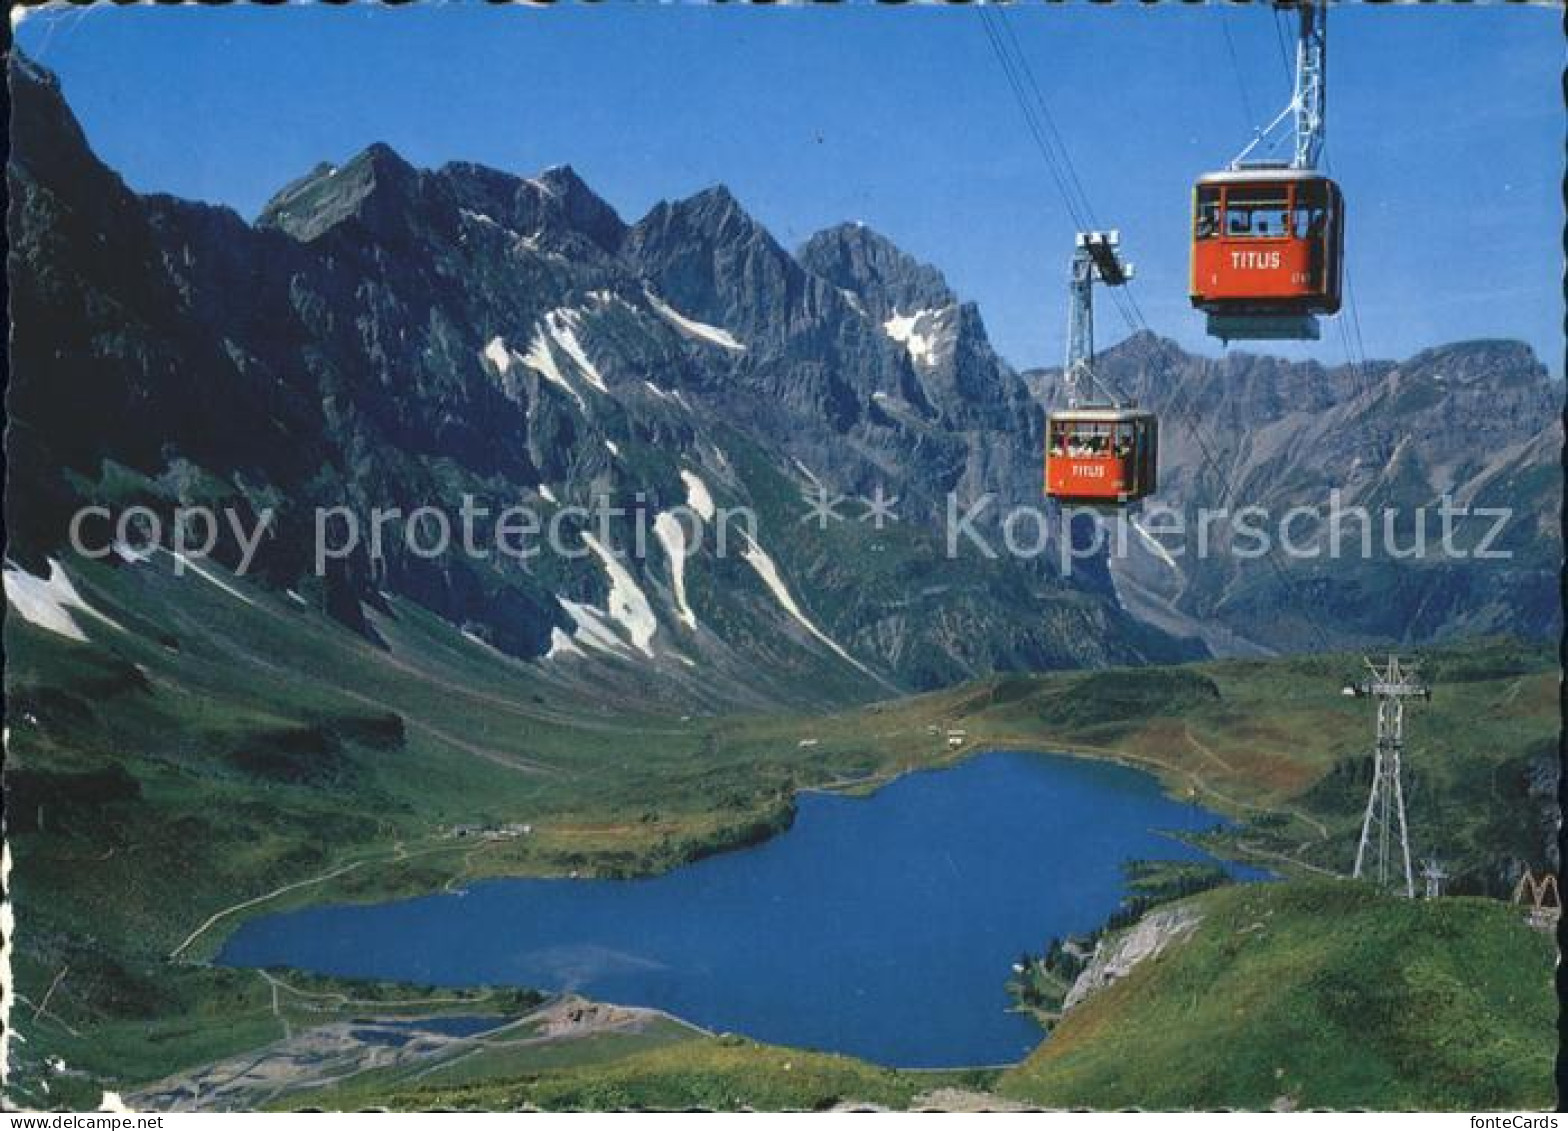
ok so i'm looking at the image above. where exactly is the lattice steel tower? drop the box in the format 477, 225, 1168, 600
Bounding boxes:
1346, 655, 1430, 898
1062, 231, 1133, 410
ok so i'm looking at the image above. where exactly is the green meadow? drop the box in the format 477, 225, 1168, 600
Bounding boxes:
5, 552, 1557, 1108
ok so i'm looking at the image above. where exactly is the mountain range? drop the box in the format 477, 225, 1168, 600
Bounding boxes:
7, 54, 1561, 707
3, 51, 1561, 1115
1028, 333, 1562, 655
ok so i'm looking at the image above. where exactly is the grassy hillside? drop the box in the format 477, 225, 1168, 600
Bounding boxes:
276, 1030, 987, 1112
4, 549, 1557, 1106
999, 881, 1557, 1110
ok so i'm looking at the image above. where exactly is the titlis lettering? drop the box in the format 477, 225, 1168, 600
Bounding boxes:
1229, 249, 1282, 270
1071, 464, 1107, 478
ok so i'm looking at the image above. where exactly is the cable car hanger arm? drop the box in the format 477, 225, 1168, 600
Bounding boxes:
1229, 0, 1326, 172
1063, 230, 1135, 410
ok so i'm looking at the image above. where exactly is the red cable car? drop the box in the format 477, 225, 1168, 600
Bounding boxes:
1190, 168, 1343, 339
1045, 408, 1157, 505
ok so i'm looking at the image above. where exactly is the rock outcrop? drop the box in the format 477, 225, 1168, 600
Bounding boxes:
1061, 904, 1203, 1013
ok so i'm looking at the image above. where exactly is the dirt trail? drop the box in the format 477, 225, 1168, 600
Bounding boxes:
169, 859, 369, 960
168, 839, 498, 961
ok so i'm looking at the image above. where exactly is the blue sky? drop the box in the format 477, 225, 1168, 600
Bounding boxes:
15, 2, 1563, 374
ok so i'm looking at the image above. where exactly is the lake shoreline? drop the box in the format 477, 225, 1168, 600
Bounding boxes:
216, 750, 1259, 1070
173, 735, 1285, 968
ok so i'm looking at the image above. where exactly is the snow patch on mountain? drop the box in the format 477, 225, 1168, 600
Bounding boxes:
883, 307, 949, 367
482, 336, 515, 375
558, 598, 629, 656
545, 626, 586, 660
112, 540, 153, 564
525, 174, 562, 199
583, 533, 658, 656
173, 552, 261, 607
461, 628, 512, 661
653, 512, 698, 631
543, 308, 609, 393
1129, 516, 1183, 576
643, 381, 692, 411
538, 484, 558, 505
2, 559, 109, 642
521, 332, 586, 409
736, 532, 879, 681
680, 471, 716, 521
604, 439, 621, 458
645, 291, 746, 352
461, 209, 518, 239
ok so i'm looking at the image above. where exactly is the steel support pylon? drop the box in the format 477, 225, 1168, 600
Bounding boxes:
1349, 655, 1429, 898
1291, 0, 1326, 171
1062, 231, 1131, 410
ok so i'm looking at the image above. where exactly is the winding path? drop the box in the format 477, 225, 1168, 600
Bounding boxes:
169, 860, 370, 960
168, 839, 494, 961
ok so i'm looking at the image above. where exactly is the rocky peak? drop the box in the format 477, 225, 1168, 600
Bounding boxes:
664, 184, 751, 235
9, 54, 127, 206
529, 164, 626, 253
1077, 332, 1353, 422
256, 141, 422, 243
798, 222, 953, 318
1397, 340, 1548, 390
436, 159, 626, 255
627, 185, 760, 256
622, 184, 805, 341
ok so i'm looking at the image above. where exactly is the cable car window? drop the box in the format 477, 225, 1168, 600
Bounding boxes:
1228, 202, 1291, 237
1293, 204, 1328, 239
1224, 185, 1290, 239
1195, 187, 1221, 239
1291, 181, 1329, 238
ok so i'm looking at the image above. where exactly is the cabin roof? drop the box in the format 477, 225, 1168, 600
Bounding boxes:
1197, 167, 1336, 187
1047, 407, 1155, 423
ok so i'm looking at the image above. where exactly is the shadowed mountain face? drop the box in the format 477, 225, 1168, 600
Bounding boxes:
1028, 333, 1562, 654
7, 57, 1196, 708
8, 56, 1556, 699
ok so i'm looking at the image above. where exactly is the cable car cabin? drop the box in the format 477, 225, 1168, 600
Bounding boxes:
1045, 409, 1157, 505
1190, 169, 1343, 342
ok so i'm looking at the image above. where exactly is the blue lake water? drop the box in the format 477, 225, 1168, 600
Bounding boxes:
219, 750, 1262, 1068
